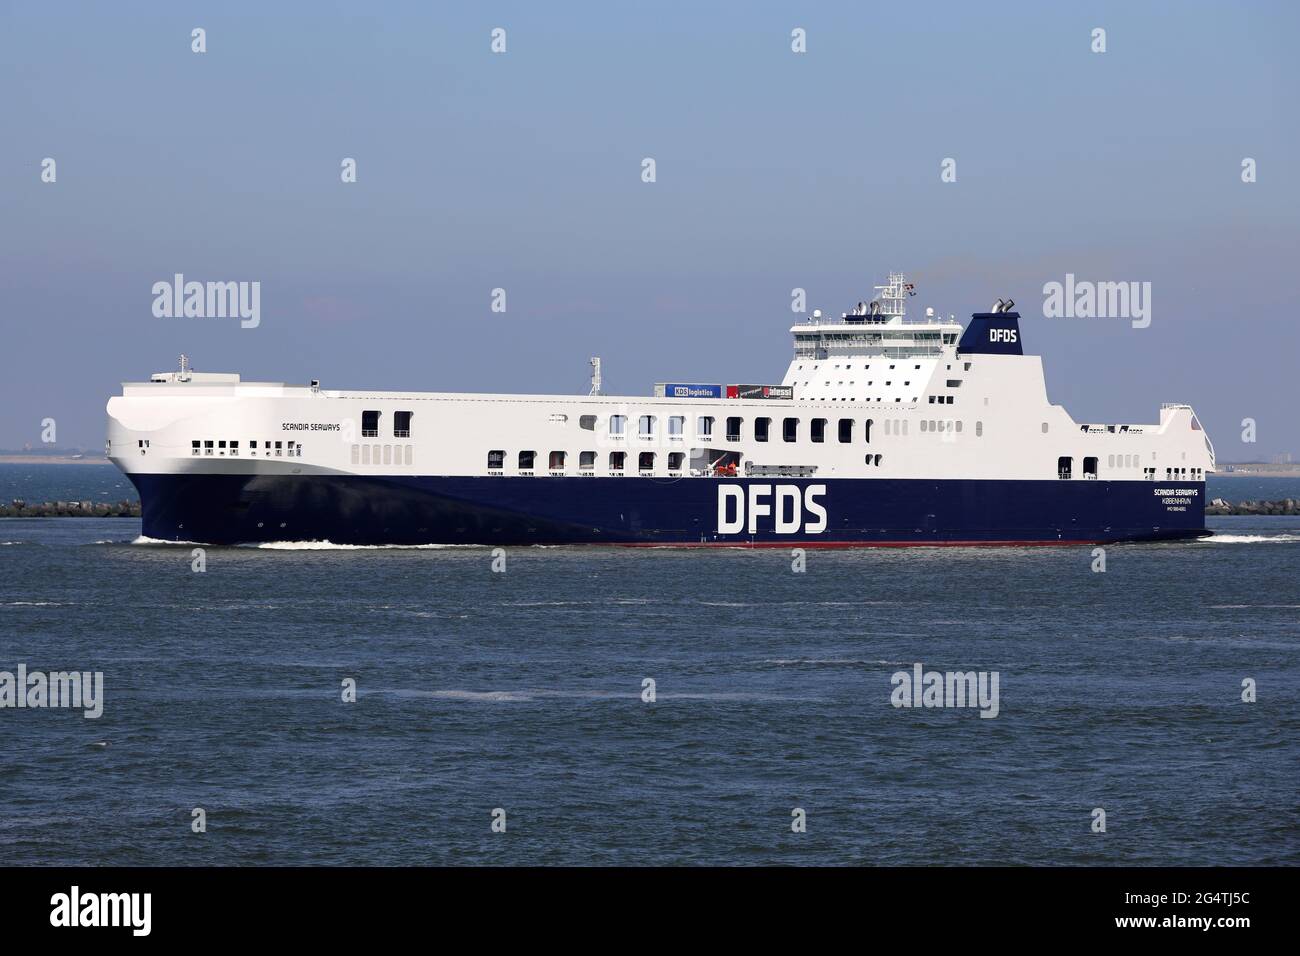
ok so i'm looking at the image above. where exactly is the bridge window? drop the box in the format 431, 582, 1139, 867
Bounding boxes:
811, 418, 826, 443
726, 417, 743, 442
783, 418, 798, 442
697, 416, 714, 436
549, 451, 566, 470
610, 415, 626, 435
579, 451, 596, 470
610, 451, 626, 472
519, 450, 536, 470
362, 410, 380, 438
393, 410, 413, 438
838, 419, 853, 443
639, 452, 655, 472
755, 417, 771, 442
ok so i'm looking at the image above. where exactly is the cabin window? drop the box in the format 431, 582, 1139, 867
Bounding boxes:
697, 416, 714, 437
192, 440, 200, 456
404, 446, 412, 465
976, 421, 983, 437
838, 419, 853, 443
639, 415, 655, 437
783, 418, 798, 442
519, 450, 536, 470
1041, 422, 1049, 434
1083, 456, 1098, 479
610, 415, 626, 435
726, 417, 743, 442
549, 451, 566, 470
811, 418, 826, 443
639, 452, 655, 472
579, 415, 597, 430
668, 452, 684, 471
668, 416, 684, 436
755, 417, 771, 442
362, 445, 370, 465
351, 445, 359, 465
393, 410, 413, 438
1058, 456, 1072, 480
610, 451, 626, 472
488, 450, 505, 470
383, 445, 391, 465
362, 410, 380, 438
579, 451, 596, 470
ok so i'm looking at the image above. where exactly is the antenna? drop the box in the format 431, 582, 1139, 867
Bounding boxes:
589, 357, 602, 396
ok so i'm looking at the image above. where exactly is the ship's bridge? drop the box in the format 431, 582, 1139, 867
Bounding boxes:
782, 273, 964, 404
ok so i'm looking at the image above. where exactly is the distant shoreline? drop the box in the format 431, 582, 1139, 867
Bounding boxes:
0, 456, 110, 465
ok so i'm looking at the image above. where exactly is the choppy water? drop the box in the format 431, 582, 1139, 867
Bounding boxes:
1, 468, 1298, 865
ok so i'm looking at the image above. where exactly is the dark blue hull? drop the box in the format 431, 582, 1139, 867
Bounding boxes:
127, 473, 1208, 546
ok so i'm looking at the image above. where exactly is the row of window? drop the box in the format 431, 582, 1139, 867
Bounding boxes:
361, 410, 414, 439
489, 450, 687, 474
191, 439, 301, 458
605, 415, 887, 444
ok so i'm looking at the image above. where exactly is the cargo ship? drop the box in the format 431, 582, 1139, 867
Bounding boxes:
106, 273, 1214, 546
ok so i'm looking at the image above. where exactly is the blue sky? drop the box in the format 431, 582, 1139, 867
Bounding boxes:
1, 1, 1296, 459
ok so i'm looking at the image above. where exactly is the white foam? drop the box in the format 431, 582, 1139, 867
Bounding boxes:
252, 540, 479, 550
1203, 533, 1300, 544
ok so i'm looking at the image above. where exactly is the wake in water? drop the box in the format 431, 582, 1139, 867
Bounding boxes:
128, 536, 478, 550
252, 540, 480, 550
1203, 532, 1300, 544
